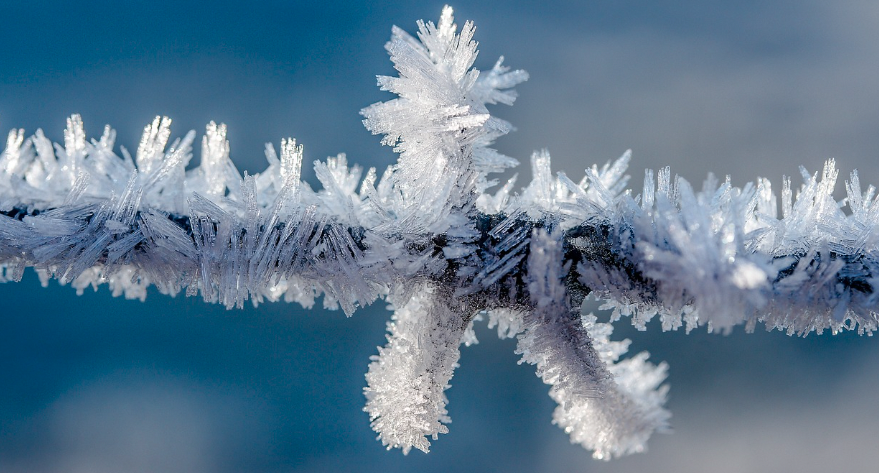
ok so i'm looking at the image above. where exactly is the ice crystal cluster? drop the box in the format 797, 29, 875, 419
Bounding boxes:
1, 6, 877, 460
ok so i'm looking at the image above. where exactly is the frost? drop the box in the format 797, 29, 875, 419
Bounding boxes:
360, 5, 526, 234
364, 282, 469, 454
515, 229, 669, 459
1, 4, 877, 461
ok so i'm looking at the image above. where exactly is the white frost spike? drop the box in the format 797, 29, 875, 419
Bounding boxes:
634, 175, 772, 332
55, 114, 88, 190
364, 282, 469, 454
562, 313, 670, 459
190, 121, 241, 200
279, 137, 303, 185
518, 229, 669, 459
520, 150, 558, 217
136, 116, 172, 175
1, 129, 24, 175
361, 4, 527, 228
256, 137, 302, 208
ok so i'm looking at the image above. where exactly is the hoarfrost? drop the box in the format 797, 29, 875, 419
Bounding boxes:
0, 4, 876, 460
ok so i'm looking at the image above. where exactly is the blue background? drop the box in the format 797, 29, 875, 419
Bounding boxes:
2, 2, 879, 471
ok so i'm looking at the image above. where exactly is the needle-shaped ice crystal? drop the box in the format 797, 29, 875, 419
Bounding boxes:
0, 5, 876, 461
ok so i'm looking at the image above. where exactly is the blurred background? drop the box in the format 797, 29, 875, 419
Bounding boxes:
2, 1, 879, 471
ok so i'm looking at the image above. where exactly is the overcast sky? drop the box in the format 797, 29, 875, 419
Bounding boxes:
2, 2, 879, 472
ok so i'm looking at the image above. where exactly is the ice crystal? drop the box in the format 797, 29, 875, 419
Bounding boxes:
1, 5, 877, 460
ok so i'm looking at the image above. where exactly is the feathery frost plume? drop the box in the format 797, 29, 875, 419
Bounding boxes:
1, 5, 877, 460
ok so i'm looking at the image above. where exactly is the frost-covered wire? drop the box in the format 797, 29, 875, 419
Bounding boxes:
1, 5, 877, 460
